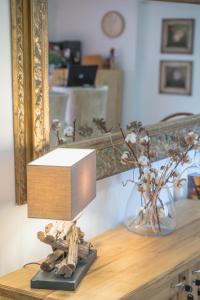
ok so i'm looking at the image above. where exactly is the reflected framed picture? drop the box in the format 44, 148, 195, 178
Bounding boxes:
161, 19, 194, 54
159, 61, 193, 95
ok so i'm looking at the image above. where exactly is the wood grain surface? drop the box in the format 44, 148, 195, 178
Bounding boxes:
1, 200, 200, 300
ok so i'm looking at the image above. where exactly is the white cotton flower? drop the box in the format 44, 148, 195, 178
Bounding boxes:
140, 136, 150, 144
138, 155, 149, 166
64, 126, 74, 137
143, 170, 155, 181
121, 151, 130, 165
121, 151, 129, 160
51, 119, 61, 130
188, 131, 195, 135
186, 131, 199, 145
52, 119, 61, 126
125, 132, 137, 144
52, 119, 59, 123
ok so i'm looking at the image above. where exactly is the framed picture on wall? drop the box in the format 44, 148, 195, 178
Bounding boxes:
161, 19, 194, 54
159, 60, 193, 95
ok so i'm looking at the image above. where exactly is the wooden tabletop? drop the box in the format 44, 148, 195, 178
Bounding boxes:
1, 200, 200, 300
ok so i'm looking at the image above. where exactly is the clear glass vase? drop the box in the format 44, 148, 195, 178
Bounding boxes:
193, 149, 200, 168
124, 184, 176, 237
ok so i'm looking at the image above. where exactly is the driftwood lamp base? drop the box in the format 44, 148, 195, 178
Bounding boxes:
31, 249, 97, 291
33, 221, 97, 291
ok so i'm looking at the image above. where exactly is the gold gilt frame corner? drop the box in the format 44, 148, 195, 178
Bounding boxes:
11, 0, 49, 205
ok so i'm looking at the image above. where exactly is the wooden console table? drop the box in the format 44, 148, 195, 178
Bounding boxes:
1, 200, 200, 300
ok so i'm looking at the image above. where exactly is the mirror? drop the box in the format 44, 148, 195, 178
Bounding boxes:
11, 0, 200, 205
48, 3, 123, 148
48, 0, 200, 149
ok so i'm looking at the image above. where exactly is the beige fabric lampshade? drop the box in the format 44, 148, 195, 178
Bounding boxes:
27, 148, 96, 220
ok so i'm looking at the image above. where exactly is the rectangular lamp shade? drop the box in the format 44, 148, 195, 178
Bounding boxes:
27, 148, 96, 220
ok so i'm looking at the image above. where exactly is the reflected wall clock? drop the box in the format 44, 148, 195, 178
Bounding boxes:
101, 11, 125, 38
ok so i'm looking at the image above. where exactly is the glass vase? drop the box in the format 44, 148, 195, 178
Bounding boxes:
124, 184, 176, 237
193, 149, 200, 168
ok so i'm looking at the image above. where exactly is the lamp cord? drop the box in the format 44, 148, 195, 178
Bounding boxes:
23, 262, 41, 268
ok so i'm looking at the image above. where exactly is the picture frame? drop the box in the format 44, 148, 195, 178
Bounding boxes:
159, 60, 193, 95
161, 19, 194, 54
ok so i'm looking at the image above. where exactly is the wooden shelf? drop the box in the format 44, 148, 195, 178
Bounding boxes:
1, 200, 200, 300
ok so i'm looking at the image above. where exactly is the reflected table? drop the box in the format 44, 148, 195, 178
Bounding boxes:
49, 86, 109, 145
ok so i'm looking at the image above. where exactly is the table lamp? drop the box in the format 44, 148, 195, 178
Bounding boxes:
27, 148, 97, 291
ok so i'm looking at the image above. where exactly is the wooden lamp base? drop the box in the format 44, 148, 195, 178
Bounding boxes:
33, 221, 97, 291
31, 249, 97, 291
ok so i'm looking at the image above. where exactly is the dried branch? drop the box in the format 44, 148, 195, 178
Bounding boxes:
93, 118, 112, 133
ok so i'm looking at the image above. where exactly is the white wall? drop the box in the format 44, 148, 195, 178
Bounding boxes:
135, 1, 200, 124
48, 0, 139, 126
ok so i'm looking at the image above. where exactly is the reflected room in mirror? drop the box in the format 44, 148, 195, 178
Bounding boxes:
48, 2, 123, 148
48, 0, 200, 149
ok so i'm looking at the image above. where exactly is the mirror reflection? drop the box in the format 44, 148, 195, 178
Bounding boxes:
48, 0, 200, 148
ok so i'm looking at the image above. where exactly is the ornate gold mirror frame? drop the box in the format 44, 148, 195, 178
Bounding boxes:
11, 0, 49, 204
11, 0, 200, 205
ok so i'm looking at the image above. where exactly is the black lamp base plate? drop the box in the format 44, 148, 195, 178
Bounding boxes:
31, 249, 97, 291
